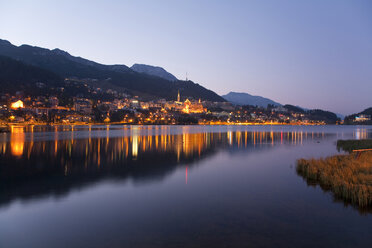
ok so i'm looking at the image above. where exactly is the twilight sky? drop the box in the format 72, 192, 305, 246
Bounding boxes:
1, 0, 371, 115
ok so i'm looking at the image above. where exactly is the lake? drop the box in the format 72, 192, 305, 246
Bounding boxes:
0, 125, 371, 248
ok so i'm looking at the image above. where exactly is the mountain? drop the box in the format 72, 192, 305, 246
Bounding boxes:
222, 92, 281, 107
283, 104, 305, 113
131, 64, 178, 81
283, 104, 338, 124
0, 55, 62, 93
284, 104, 344, 119
305, 109, 339, 124
0, 39, 131, 77
0, 39, 225, 102
359, 108, 372, 115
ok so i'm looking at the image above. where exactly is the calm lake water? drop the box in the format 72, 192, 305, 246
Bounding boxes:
0, 125, 371, 248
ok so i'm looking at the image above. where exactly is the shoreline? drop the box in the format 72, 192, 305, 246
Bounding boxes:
1, 122, 329, 127
0, 122, 329, 132
297, 139, 372, 211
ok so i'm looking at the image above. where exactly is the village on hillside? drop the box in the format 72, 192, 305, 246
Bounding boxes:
0, 79, 341, 126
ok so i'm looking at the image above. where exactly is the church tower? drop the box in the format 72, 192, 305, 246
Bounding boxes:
177, 90, 180, 102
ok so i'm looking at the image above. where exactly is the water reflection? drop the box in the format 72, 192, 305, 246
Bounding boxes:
2, 127, 340, 161
10, 126, 25, 157
1, 126, 372, 248
0, 126, 341, 208
354, 128, 369, 140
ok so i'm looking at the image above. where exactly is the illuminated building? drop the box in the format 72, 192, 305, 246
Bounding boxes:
182, 98, 206, 114
74, 99, 92, 114
131, 99, 140, 108
174, 91, 206, 114
11, 100, 24, 109
173, 90, 183, 110
48, 96, 59, 108
355, 115, 371, 122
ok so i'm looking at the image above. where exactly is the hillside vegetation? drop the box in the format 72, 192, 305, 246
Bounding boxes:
0, 55, 62, 93
0, 39, 225, 102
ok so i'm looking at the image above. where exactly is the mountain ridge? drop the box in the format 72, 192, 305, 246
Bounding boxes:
222, 91, 282, 107
0, 38, 225, 102
131, 64, 178, 81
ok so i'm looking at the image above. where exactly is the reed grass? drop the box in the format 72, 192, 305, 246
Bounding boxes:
297, 151, 372, 208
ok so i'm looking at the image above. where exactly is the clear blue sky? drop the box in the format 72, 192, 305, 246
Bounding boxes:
1, 0, 371, 115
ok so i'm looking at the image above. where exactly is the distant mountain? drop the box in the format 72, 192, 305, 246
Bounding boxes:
335, 113, 345, 119
131, 64, 178, 81
0, 39, 225, 102
222, 92, 281, 107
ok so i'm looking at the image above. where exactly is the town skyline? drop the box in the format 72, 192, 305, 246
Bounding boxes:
1, 0, 371, 115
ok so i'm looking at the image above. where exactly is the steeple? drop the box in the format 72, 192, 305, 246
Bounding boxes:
177, 90, 180, 102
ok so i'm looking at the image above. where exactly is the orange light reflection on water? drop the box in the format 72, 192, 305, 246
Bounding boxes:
10, 126, 25, 157
1, 127, 328, 162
